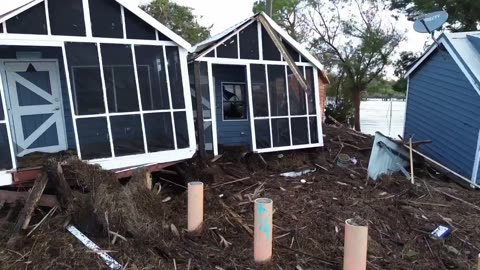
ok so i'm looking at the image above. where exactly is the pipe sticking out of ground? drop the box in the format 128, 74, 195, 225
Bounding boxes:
188, 181, 204, 232
254, 198, 273, 264
344, 217, 368, 270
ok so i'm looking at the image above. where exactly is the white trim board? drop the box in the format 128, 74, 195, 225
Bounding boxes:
472, 130, 480, 184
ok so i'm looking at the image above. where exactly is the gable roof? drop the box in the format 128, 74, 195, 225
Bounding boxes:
0, 0, 191, 50
191, 12, 324, 72
406, 31, 480, 95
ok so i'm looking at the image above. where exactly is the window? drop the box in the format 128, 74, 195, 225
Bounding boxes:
268, 65, 288, 116
66, 42, 105, 116
144, 113, 174, 152
124, 8, 156, 40
89, 0, 123, 38
217, 36, 238, 59
262, 27, 281, 61
222, 83, 247, 120
251, 64, 268, 117
48, 0, 86, 36
110, 115, 145, 156
166, 47, 185, 109
6, 2, 47, 35
101, 44, 139, 113
0, 125, 12, 170
76, 117, 112, 160
240, 23, 259, 60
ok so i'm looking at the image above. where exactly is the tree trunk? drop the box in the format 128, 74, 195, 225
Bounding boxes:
353, 89, 361, 131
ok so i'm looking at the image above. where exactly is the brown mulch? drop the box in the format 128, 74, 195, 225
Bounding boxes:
1, 125, 480, 269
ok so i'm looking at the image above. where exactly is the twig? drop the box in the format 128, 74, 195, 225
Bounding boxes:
422, 180, 432, 198
424, 237, 434, 257
27, 206, 57, 237
173, 258, 177, 270
108, 231, 127, 242
220, 201, 253, 236
314, 164, 329, 172
210, 177, 251, 189
158, 177, 187, 189
277, 244, 337, 266
433, 187, 480, 212
187, 258, 191, 270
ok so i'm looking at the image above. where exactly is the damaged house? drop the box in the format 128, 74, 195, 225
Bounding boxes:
0, 0, 196, 186
189, 12, 329, 155
404, 31, 480, 187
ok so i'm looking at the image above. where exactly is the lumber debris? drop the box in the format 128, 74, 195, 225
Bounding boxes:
45, 161, 74, 212
0, 190, 59, 208
220, 201, 253, 237
7, 173, 48, 247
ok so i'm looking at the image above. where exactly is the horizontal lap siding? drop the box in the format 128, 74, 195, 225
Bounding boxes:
405, 49, 480, 180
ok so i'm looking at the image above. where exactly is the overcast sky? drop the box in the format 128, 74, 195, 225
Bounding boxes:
135, 0, 431, 62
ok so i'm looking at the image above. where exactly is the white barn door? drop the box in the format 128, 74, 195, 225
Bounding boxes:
3, 60, 67, 157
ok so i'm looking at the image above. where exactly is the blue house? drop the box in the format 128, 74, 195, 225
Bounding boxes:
0, 0, 196, 186
405, 31, 480, 186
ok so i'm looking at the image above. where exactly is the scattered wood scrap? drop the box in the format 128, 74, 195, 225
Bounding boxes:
0, 190, 59, 208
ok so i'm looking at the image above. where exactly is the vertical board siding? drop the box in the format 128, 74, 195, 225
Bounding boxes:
0, 46, 76, 150
405, 49, 480, 180
212, 65, 251, 146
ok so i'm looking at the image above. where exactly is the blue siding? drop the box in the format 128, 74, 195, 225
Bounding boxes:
405, 49, 480, 182
0, 46, 76, 151
212, 65, 251, 146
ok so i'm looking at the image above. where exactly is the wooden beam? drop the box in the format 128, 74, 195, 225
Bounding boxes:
7, 173, 48, 247
194, 61, 207, 160
258, 15, 309, 93
0, 190, 59, 208
45, 161, 74, 212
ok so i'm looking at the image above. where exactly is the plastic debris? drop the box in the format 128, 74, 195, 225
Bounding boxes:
431, 225, 451, 239
280, 169, 316, 178
66, 225, 122, 270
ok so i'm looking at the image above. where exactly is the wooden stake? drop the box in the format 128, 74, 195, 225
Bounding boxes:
409, 138, 415, 185
45, 161, 74, 212
145, 171, 152, 190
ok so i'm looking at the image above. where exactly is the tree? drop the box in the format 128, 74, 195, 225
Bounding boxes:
307, 0, 404, 131
141, 0, 211, 44
253, 0, 308, 42
389, 0, 480, 32
392, 51, 420, 92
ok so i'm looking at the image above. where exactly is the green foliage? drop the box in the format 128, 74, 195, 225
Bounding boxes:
392, 51, 420, 93
307, 0, 404, 130
141, 0, 211, 44
253, 0, 308, 42
389, 0, 480, 31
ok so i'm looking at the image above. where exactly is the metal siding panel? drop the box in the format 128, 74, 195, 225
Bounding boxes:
405, 49, 480, 179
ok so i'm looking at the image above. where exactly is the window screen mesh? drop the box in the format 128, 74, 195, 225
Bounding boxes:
0, 125, 12, 170
101, 44, 139, 113
48, 0, 86, 36
166, 47, 185, 109
89, 0, 123, 38
262, 27, 280, 61
251, 64, 268, 117
6, 2, 47, 34
217, 36, 238, 59
110, 115, 145, 157
124, 8, 156, 40
66, 42, 105, 115
268, 65, 288, 116
240, 23, 259, 60
76, 117, 112, 160
135, 45, 170, 110
144, 113, 174, 152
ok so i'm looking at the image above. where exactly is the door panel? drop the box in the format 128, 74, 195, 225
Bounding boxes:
3, 61, 67, 157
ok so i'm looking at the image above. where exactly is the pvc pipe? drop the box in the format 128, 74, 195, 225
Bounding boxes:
187, 181, 204, 232
477, 253, 480, 270
344, 218, 368, 270
254, 198, 273, 263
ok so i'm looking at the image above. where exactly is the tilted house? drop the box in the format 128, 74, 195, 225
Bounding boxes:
404, 31, 480, 187
189, 13, 329, 155
0, 0, 196, 185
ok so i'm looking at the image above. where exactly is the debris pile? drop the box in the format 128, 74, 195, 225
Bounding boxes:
0, 126, 480, 269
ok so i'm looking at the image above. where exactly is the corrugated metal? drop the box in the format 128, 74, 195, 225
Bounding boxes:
405, 49, 480, 180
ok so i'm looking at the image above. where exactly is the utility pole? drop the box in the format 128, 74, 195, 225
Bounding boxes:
266, 0, 273, 17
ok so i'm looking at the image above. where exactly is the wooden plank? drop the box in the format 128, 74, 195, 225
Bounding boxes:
258, 15, 309, 93
194, 61, 207, 160
7, 173, 48, 247
0, 190, 59, 208
45, 161, 74, 212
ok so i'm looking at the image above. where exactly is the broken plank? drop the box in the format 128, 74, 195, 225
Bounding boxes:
0, 190, 59, 208
433, 187, 480, 212
45, 161, 74, 212
7, 173, 48, 247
